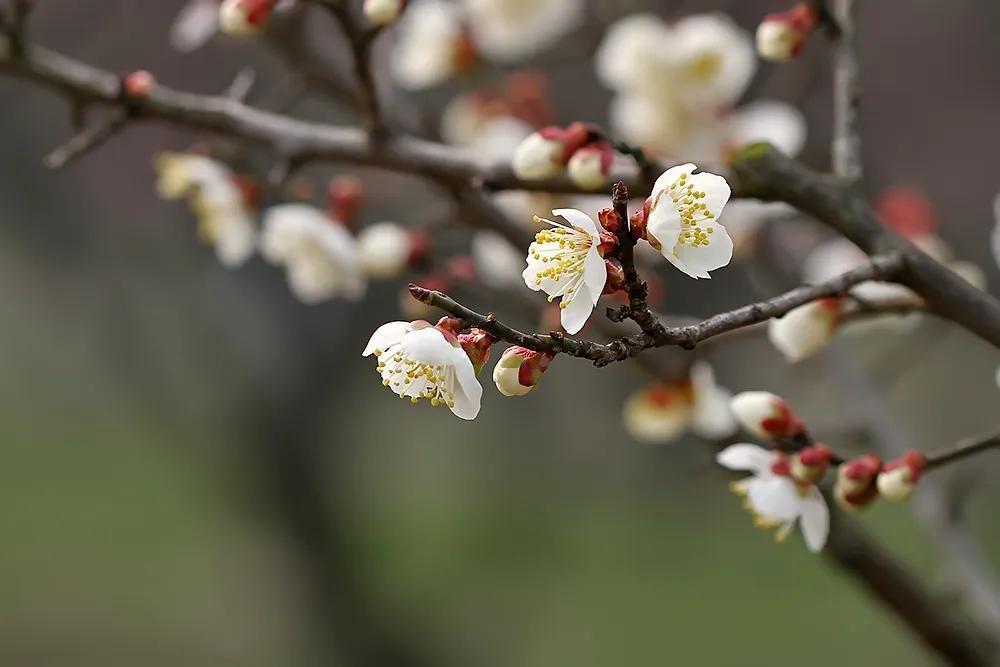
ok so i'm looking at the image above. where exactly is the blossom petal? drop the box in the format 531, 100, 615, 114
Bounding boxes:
364, 321, 411, 356
716, 443, 773, 474
672, 222, 734, 278
651, 163, 697, 198
560, 286, 596, 334
746, 476, 801, 522
799, 488, 830, 552
449, 348, 483, 420
402, 327, 456, 365
688, 171, 731, 220
170, 0, 219, 53
552, 208, 599, 238
583, 245, 608, 303
729, 101, 806, 158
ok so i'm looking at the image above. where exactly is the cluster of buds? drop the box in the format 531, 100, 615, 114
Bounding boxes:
363, 0, 406, 26
218, 0, 276, 36
493, 346, 554, 396
755, 3, 819, 63
512, 122, 614, 189
730, 391, 806, 442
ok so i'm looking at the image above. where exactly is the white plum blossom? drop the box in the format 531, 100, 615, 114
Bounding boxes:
363, 320, 483, 419
171, 0, 294, 52
259, 204, 365, 304
512, 127, 586, 181
522, 208, 607, 334
768, 299, 841, 362
717, 443, 830, 552
154, 152, 256, 267
566, 143, 613, 191
623, 361, 737, 444
390, 0, 470, 90
728, 101, 807, 157
357, 222, 415, 279
645, 163, 734, 279
364, 0, 405, 26
460, 0, 583, 64
218, 0, 274, 36
471, 230, 525, 289
492, 346, 553, 396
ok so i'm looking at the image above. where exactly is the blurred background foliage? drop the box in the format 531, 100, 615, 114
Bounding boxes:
1, 1, 999, 665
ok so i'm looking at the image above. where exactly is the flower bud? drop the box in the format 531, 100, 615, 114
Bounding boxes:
218, 0, 274, 36
328, 175, 364, 226
458, 328, 496, 375
363, 0, 405, 26
622, 381, 695, 444
755, 3, 818, 63
768, 298, 841, 362
492, 346, 554, 396
876, 450, 927, 502
511, 123, 590, 180
834, 455, 881, 511
790, 444, 834, 484
603, 258, 625, 294
123, 70, 155, 97
729, 391, 805, 441
630, 197, 652, 242
567, 142, 613, 191
598, 207, 622, 234
597, 229, 618, 257
358, 222, 417, 279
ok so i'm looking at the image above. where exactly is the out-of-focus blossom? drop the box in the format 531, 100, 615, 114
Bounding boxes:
512, 124, 589, 180
522, 208, 607, 334
171, 0, 293, 51
357, 222, 420, 279
364, 0, 405, 26
728, 101, 807, 157
877, 450, 927, 502
363, 320, 483, 419
834, 455, 882, 511
729, 391, 805, 441
259, 204, 365, 303
623, 362, 736, 444
219, 0, 275, 36
567, 142, 614, 191
390, 0, 472, 90
717, 443, 829, 552
154, 152, 256, 267
756, 3, 818, 63
471, 230, 524, 288
768, 298, 841, 362
492, 345, 554, 396
644, 163, 734, 279
460, 0, 583, 64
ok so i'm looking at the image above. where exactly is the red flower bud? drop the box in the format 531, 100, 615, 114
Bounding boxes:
603, 258, 626, 294
834, 455, 882, 511
123, 70, 155, 97
790, 444, 834, 484
458, 327, 496, 375
598, 207, 622, 233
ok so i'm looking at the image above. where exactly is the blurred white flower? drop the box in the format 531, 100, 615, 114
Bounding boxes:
717, 199, 793, 256
390, 0, 471, 90
363, 320, 483, 419
567, 142, 613, 191
364, 0, 405, 26
804, 238, 914, 302
645, 163, 733, 279
512, 126, 588, 180
728, 100, 807, 157
729, 391, 804, 441
260, 204, 365, 303
755, 4, 818, 63
154, 152, 256, 267
768, 298, 841, 362
717, 443, 829, 552
471, 230, 524, 288
522, 208, 607, 334
460, 0, 583, 63
170, 0, 221, 52
357, 222, 415, 279
218, 0, 274, 36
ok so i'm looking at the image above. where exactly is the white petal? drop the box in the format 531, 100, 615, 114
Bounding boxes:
364, 321, 412, 356
448, 348, 483, 420
651, 163, 697, 198
716, 444, 774, 474
729, 101, 807, 158
170, 0, 219, 53
662, 249, 705, 279
747, 476, 802, 522
688, 171, 731, 220
672, 222, 733, 277
560, 287, 596, 334
799, 488, 830, 552
401, 327, 455, 365
691, 387, 737, 439
583, 245, 608, 303
552, 208, 599, 238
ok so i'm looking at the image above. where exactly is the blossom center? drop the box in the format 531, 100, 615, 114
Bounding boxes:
374, 345, 456, 408
529, 216, 594, 309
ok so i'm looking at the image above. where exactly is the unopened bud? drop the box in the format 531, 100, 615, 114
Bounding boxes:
768, 298, 841, 362
834, 455, 881, 511
598, 207, 622, 233
790, 444, 833, 484
493, 346, 554, 396
756, 3, 818, 63
567, 141, 613, 191
363, 0, 405, 26
603, 258, 625, 294
123, 70, 156, 97
630, 197, 652, 242
459, 328, 496, 374
359, 222, 415, 279
876, 450, 927, 502
511, 123, 590, 180
328, 175, 364, 226
219, 0, 274, 36
729, 391, 805, 441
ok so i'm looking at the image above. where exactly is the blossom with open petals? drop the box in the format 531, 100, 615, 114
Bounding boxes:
522, 208, 607, 334
390, 0, 472, 90
717, 443, 829, 552
363, 320, 483, 419
259, 204, 365, 304
645, 163, 733, 279
768, 298, 841, 362
460, 0, 583, 64
154, 152, 256, 267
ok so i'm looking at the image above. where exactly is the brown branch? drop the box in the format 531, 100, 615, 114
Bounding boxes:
322, 1, 384, 132
43, 109, 128, 168
926, 426, 1000, 470
609, 181, 664, 336
830, 0, 862, 183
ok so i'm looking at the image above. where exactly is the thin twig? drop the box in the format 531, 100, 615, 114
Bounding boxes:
830, 0, 862, 183
926, 427, 1000, 469
43, 110, 128, 169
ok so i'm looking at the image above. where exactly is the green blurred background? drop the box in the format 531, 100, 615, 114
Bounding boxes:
2, 1, 999, 665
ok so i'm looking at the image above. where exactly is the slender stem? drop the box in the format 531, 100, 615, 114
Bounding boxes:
831, 0, 862, 183
926, 427, 1000, 469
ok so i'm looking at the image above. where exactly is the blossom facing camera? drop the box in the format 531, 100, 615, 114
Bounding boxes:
492, 346, 554, 396
645, 163, 734, 279
717, 444, 829, 552
729, 391, 804, 441
768, 298, 841, 362
364, 0, 405, 26
363, 320, 483, 420
756, 3, 818, 63
522, 208, 608, 334
512, 123, 589, 180
834, 455, 882, 511
567, 142, 614, 190
357, 222, 420, 279
218, 0, 274, 36
876, 450, 927, 502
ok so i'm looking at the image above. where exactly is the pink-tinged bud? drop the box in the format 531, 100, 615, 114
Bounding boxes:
358, 222, 414, 279
512, 123, 592, 180
492, 346, 554, 396
875, 186, 938, 238
603, 258, 626, 294
755, 3, 818, 63
363, 0, 405, 26
123, 70, 155, 97
598, 207, 622, 233
834, 455, 882, 511
790, 444, 834, 484
729, 391, 805, 441
567, 142, 614, 191
630, 198, 652, 242
218, 0, 275, 36
597, 229, 618, 257
458, 328, 496, 375
768, 298, 842, 362
876, 450, 927, 502
328, 175, 364, 226
435, 316, 464, 336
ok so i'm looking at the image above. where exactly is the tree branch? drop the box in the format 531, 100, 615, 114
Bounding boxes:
830, 0, 862, 183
